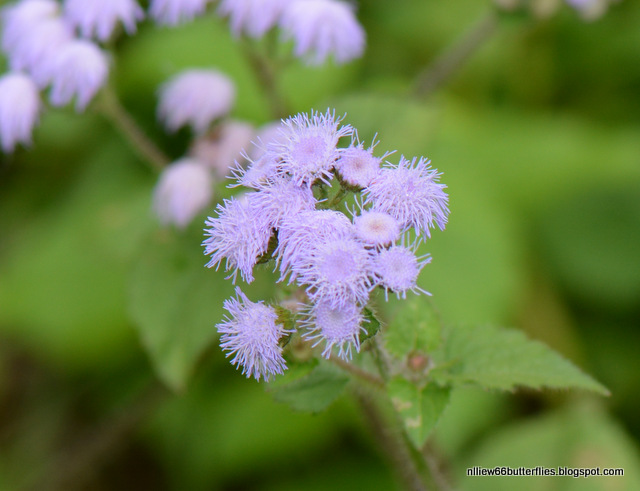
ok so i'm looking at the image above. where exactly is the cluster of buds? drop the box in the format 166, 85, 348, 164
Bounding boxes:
203, 109, 449, 381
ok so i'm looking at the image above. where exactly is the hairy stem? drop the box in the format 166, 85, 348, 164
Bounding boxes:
242, 40, 289, 120
356, 392, 430, 491
413, 10, 499, 98
98, 87, 170, 171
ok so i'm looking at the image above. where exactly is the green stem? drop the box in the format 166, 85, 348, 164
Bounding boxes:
241, 40, 289, 120
97, 87, 170, 171
413, 10, 499, 98
356, 392, 431, 491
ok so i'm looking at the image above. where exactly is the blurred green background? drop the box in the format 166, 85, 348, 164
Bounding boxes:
1, 0, 639, 490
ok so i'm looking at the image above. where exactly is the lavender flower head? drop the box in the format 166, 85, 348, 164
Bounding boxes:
158, 69, 236, 134
64, 0, 145, 41
203, 195, 273, 283
1, 0, 60, 55
293, 237, 375, 308
280, 0, 366, 65
218, 0, 292, 38
335, 136, 384, 188
267, 109, 352, 187
153, 158, 213, 228
374, 245, 431, 300
0, 72, 41, 153
3, 12, 73, 87
302, 300, 364, 360
47, 40, 109, 111
217, 287, 290, 381
354, 210, 400, 247
149, 0, 214, 26
364, 156, 449, 239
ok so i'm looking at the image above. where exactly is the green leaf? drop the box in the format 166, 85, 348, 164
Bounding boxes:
432, 324, 609, 395
384, 296, 442, 360
269, 363, 349, 413
388, 377, 451, 449
359, 308, 382, 343
128, 229, 235, 392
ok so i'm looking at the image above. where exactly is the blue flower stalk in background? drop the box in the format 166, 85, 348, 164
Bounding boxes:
203, 108, 450, 379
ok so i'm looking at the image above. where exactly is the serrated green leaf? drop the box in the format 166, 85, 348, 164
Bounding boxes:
128, 229, 235, 392
269, 363, 349, 413
384, 296, 442, 360
388, 377, 451, 449
432, 324, 609, 395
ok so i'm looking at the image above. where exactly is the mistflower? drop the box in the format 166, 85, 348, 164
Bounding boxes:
1, 0, 60, 54
64, 0, 144, 41
47, 40, 109, 111
203, 196, 273, 283
275, 209, 354, 282
294, 237, 374, 308
217, 287, 290, 381
0, 72, 41, 153
374, 245, 431, 300
280, 0, 366, 65
269, 109, 352, 187
158, 69, 235, 134
190, 120, 255, 179
5, 17, 73, 87
218, 0, 291, 38
153, 158, 213, 228
364, 156, 449, 239
149, 0, 213, 25
301, 300, 364, 360
354, 210, 400, 246
250, 178, 317, 228
335, 138, 383, 188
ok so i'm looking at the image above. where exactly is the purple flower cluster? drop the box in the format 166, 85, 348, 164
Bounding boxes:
205, 109, 449, 380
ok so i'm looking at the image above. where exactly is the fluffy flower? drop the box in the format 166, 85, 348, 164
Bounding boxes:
374, 245, 431, 300
354, 210, 400, 246
0, 72, 41, 153
275, 209, 354, 282
149, 0, 213, 25
203, 196, 273, 283
364, 156, 449, 239
152, 158, 213, 228
47, 40, 109, 111
280, 0, 365, 65
267, 109, 352, 187
158, 69, 235, 134
217, 287, 290, 381
301, 300, 364, 360
218, 0, 291, 38
64, 0, 144, 41
250, 178, 317, 228
1, 0, 60, 54
293, 237, 374, 307
335, 138, 383, 188
190, 120, 255, 179
5, 16, 73, 87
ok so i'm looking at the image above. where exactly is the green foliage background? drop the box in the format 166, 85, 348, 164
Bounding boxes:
1, 0, 639, 489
